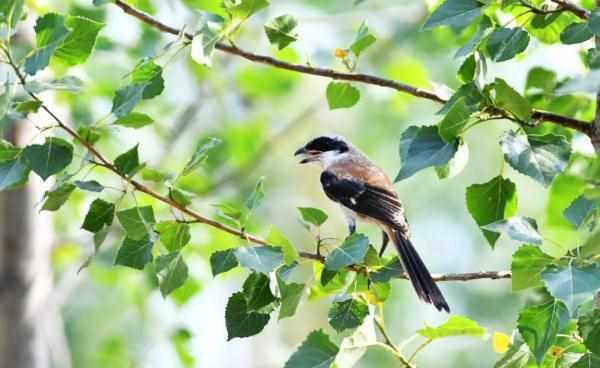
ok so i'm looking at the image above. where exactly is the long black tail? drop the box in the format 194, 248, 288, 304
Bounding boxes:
391, 229, 450, 312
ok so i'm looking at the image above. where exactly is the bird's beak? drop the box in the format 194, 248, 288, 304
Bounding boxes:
294, 147, 318, 164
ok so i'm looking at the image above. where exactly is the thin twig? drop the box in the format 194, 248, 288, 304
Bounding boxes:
112, 0, 593, 136
375, 317, 415, 368
408, 339, 432, 363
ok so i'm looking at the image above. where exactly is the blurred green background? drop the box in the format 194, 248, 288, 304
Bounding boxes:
5, 0, 597, 367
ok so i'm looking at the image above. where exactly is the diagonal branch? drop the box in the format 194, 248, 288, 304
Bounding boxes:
549, 0, 590, 20
112, 0, 593, 136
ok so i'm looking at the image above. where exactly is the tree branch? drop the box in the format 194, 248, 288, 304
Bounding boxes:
549, 0, 590, 20
592, 0, 600, 152
112, 0, 593, 136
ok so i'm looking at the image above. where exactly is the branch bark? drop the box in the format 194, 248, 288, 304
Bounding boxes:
592, 0, 600, 152
112, 0, 593, 137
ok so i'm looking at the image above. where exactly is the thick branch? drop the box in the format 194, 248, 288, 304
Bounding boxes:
112, 0, 593, 136
549, 0, 590, 19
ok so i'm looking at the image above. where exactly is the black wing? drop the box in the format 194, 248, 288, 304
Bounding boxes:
320, 171, 407, 229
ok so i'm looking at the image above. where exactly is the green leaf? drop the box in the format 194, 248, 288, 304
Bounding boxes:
435, 139, 469, 179
417, 315, 486, 340
24, 13, 69, 75
242, 272, 279, 312
113, 112, 154, 128
25, 76, 84, 94
224, 0, 269, 20
511, 245, 553, 292
369, 256, 403, 283
564, 195, 597, 228
395, 125, 458, 181
131, 60, 164, 99
235, 245, 283, 274
326, 82, 360, 110
82, 198, 115, 233
267, 227, 299, 265
169, 188, 192, 207
589, 12, 600, 35
155, 221, 191, 252
542, 264, 600, 315
334, 312, 376, 368
298, 207, 328, 227
486, 27, 530, 62
171, 278, 202, 306
500, 131, 572, 187
0, 0, 25, 30
24, 137, 73, 181
517, 300, 569, 364
0, 82, 13, 120
170, 328, 195, 368
578, 309, 600, 355
587, 48, 600, 69
438, 97, 473, 142
277, 274, 304, 320
156, 253, 189, 297
190, 21, 222, 67
114, 236, 154, 270
465, 176, 518, 247
324, 233, 369, 271
41, 183, 76, 211
455, 16, 492, 58
181, 137, 221, 176
0, 149, 30, 190
457, 54, 476, 83
111, 84, 146, 118
74, 180, 104, 192
560, 22, 594, 44
53, 16, 104, 66
481, 216, 543, 245
15, 100, 42, 115
422, 0, 483, 31
494, 78, 532, 121
210, 249, 239, 276
350, 21, 376, 57
525, 67, 557, 95
246, 176, 265, 211
117, 206, 156, 240
225, 292, 270, 340
284, 330, 339, 368
328, 298, 369, 333
493, 342, 532, 368
571, 353, 600, 368
264, 15, 298, 50
114, 144, 141, 176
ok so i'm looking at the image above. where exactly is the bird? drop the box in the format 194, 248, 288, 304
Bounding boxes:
294, 135, 450, 312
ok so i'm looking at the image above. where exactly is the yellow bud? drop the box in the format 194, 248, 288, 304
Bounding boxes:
334, 48, 349, 58
492, 332, 510, 354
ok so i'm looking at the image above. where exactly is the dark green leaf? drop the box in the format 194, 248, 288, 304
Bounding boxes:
114, 144, 141, 176
41, 183, 76, 211
111, 84, 146, 118
246, 176, 265, 210
422, 0, 483, 31
24, 13, 69, 75
24, 137, 73, 180
455, 16, 492, 58
155, 221, 191, 252
114, 236, 154, 270
156, 253, 189, 297
564, 195, 597, 228
525, 67, 557, 94
15, 100, 42, 114
500, 131, 572, 187
235, 245, 283, 274
325, 233, 369, 271
326, 82, 360, 110
181, 137, 221, 176
53, 16, 104, 66
588, 48, 600, 69
350, 21, 376, 57
395, 125, 458, 181
542, 264, 600, 315
82, 198, 114, 233
369, 256, 404, 283
277, 274, 304, 320
493, 342, 532, 368
113, 112, 154, 128
511, 245, 553, 292
264, 15, 297, 50
578, 309, 600, 355
242, 272, 279, 312
328, 298, 369, 332
298, 207, 328, 227
560, 22, 593, 44
481, 216, 542, 245
517, 300, 569, 364
74, 180, 104, 192
210, 249, 239, 276
284, 330, 339, 368
417, 315, 486, 339
225, 292, 270, 340
0, 153, 30, 191
438, 97, 473, 142
589, 12, 600, 35
494, 78, 532, 121
486, 27, 530, 62
571, 353, 600, 368
117, 206, 156, 240
131, 60, 164, 99
465, 176, 518, 247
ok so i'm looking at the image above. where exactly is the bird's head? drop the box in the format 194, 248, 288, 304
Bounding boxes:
294, 135, 350, 168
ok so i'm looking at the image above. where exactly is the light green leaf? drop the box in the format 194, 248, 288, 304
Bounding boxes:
525, 67, 557, 95
500, 131, 572, 187
422, 0, 483, 31
457, 54, 476, 83
181, 137, 221, 176
284, 330, 339, 368
156, 253, 189, 297
277, 274, 304, 320
264, 15, 298, 50
481, 216, 543, 245
326, 82, 360, 110
486, 27, 530, 62
15, 100, 42, 115
246, 176, 265, 210
155, 221, 191, 252
298, 207, 328, 227
560, 22, 594, 44
114, 144, 141, 176
113, 112, 154, 128
131, 60, 164, 99
74, 180, 104, 192
191, 21, 222, 67
578, 309, 600, 355
111, 84, 146, 118
350, 21, 376, 57
225, 292, 270, 340
328, 298, 369, 332
418, 315, 486, 340
465, 176, 518, 247
235, 245, 283, 274
41, 183, 76, 211
114, 236, 154, 270
24, 76, 84, 94
395, 125, 458, 181
455, 15, 492, 58
223, 0, 269, 20
53, 16, 104, 66
24, 13, 69, 75
494, 78, 532, 121
542, 264, 600, 315
325, 233, 369, 271
24, 137, 73, 181
267, 227, 299, 265
0, 0, 25, 30
82, 198, 115, 233
210, 248, 239, 276
517, 300, 569, 364
511, 245, 553, 292
117, 206, 156, 241
438, 97, 473, 142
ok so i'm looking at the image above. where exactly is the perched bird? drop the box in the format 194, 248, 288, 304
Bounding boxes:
294, 135, 450, 312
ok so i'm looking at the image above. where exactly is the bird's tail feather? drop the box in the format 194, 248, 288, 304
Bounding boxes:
391, 229, 450, 313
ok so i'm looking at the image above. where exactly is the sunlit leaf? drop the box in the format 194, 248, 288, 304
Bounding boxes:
422, 0, 483, 31
481, 216, 543, 245
264, 15, 297, 50
542, 263, 600, 315
324, 233, 369, 271
41, 182, 76, 211
284, 330, 339, 368
326, 82, 360, 110
511, 245, 553, 292
418, 316, 486, 340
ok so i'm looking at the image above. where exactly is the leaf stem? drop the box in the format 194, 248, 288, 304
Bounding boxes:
374, 316, 415, 368
408, 339, 432, 363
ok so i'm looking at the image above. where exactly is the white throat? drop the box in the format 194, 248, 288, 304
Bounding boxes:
315, 151, 349, 169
